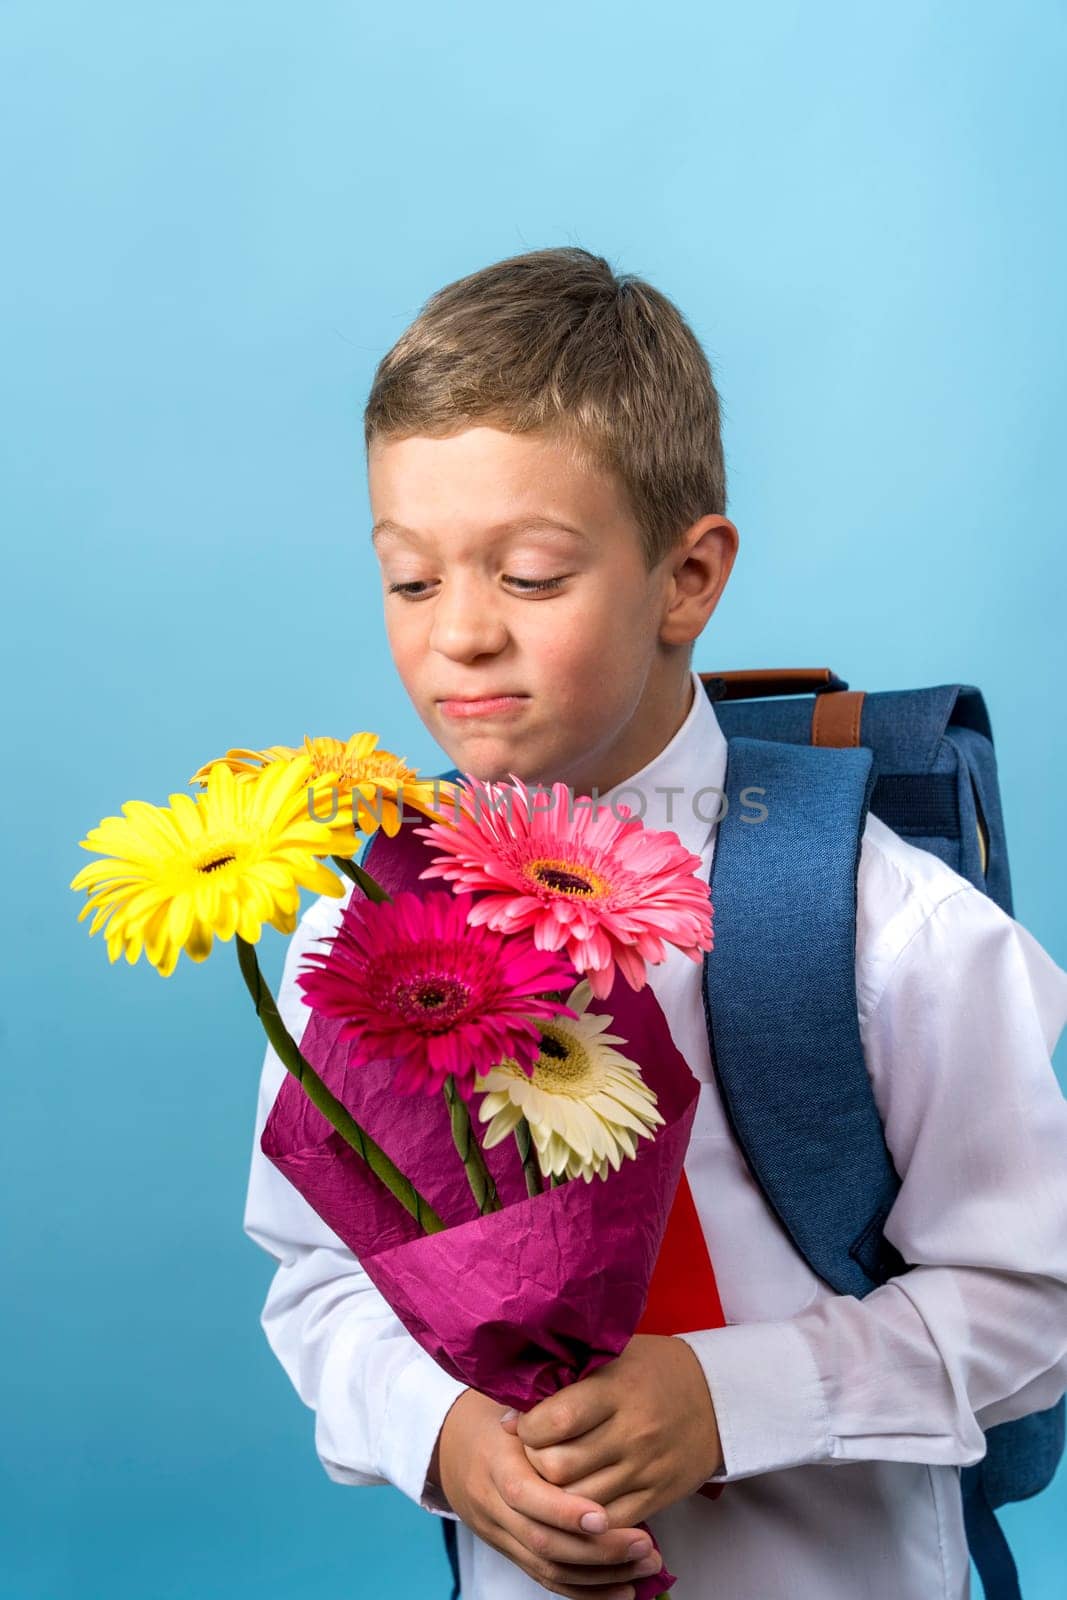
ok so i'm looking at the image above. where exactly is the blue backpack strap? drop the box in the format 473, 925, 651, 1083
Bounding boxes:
701, 735, 908, 1294
960, 1471, 1022, 1600
441, 1518, 461, 1600
702, 733, 1027, 1600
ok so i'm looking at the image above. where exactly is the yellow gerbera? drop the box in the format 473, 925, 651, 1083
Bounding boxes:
474, 979, 665, 1183
70, 754, 349, 977
188, 732, 457, 840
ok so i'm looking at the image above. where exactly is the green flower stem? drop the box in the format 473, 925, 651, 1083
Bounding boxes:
513, 1115, 544, 1198
549, 1171, 568, 1188
442, 1074, 502, 1215
235, 934, 445, 1235
329, 852, 392, 903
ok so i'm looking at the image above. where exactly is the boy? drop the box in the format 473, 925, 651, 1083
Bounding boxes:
243, 247, 1067, 1599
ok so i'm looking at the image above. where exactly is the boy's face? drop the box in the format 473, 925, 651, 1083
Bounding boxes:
368, 425, 735, 796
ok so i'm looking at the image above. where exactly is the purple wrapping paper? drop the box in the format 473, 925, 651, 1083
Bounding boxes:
260, 820, 704, 1596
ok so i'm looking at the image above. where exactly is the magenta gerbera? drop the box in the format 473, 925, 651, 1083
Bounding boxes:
413, 776, 714, 1000
294, 889, 580, 1101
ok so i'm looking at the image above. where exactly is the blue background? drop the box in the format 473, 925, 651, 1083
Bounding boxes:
3, 2, 1066, 1594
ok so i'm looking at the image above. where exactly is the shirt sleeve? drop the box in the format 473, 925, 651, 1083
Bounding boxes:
676, 881, 1067, 1483
242, 892, 470, 1517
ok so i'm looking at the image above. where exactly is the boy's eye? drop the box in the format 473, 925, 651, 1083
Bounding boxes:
387, 575, 567, 598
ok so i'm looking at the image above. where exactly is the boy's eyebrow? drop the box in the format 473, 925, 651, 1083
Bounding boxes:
370, 516, 591, 546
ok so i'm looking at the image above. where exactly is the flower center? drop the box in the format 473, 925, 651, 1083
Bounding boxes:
392, 971, 471, 1031
527, 856, 607, 898
305, 740, 409, 788
539, 1034, 569, 1059
198, 853, 236, 873
350, 752, 407, 782
530, 1026, 589, 1086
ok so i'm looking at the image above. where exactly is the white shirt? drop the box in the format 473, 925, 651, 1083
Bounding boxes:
243, 668, 1067, 1600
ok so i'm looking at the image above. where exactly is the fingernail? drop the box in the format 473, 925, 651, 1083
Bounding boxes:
626, 1540, 651, 1560
580, 1510, 608, 1532
635, 1554, 661, 1576
499, 1408, 518, 1423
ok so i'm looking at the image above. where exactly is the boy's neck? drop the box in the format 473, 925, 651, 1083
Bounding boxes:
543, 666, 697, 799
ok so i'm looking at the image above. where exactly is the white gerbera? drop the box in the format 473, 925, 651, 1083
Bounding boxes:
474, 979, 664, 1183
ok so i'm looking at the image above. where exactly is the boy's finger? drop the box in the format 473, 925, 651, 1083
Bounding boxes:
515, 1388, 614, 1448
494, 1457, 607, 1534
494, 1462, 650, 1558
494, 1526, 648, 1600
509, 1507, 658, 1574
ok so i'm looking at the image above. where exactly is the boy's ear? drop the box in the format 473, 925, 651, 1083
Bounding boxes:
659, 516, 739, 646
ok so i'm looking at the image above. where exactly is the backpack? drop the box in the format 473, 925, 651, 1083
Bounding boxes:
688, 667, 1062, 1600
431, 666, 1064, 1600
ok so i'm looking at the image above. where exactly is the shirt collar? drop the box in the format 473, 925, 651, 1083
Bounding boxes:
598, 667, 728, 857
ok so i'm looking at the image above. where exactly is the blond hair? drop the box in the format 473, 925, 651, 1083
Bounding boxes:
364, 246, 727, 572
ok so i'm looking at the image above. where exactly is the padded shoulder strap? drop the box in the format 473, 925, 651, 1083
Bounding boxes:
702, 736, 909, 1297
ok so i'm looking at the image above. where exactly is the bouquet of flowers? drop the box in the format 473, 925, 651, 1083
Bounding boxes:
71, 733, 727, 1600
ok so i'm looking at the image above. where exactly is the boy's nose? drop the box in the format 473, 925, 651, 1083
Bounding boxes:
429, 594, 509, 661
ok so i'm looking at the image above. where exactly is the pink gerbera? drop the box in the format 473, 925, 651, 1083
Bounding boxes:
413, 776, 714, 1000
295, 889, 580, 1101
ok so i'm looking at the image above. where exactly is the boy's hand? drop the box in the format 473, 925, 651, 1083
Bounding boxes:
500, 1335, 723, 1528
434, 1388, 671, 1599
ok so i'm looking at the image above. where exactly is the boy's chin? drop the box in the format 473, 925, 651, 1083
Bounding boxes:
436, 726, 573, 789
449, 763, 531, 786
441, 751, 548, 787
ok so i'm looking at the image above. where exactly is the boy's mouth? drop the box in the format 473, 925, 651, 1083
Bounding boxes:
437, 694, 529, 720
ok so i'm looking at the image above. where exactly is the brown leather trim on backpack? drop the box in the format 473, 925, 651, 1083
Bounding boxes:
699, 666, 865, 746
811, 688, 865, 747
698, 667, 845, 701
